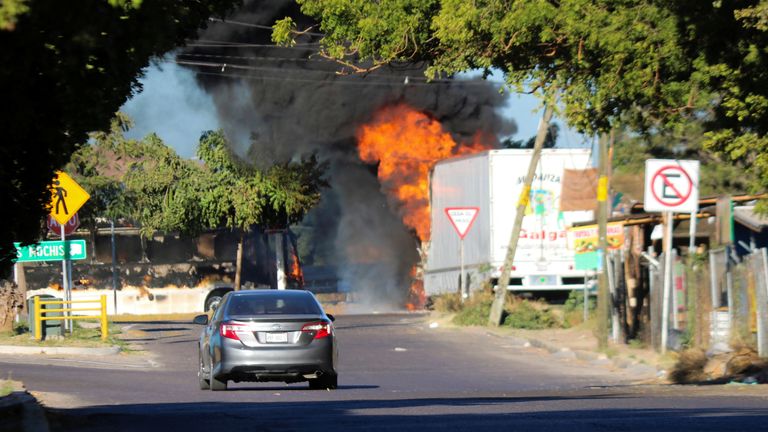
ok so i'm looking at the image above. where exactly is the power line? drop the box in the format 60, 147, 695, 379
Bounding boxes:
175, 57, 445, 84
176, 59, 343, 75
175, 60, 506, 87
178, 52, 334, 64
186, 42, 319, 49
208, 17, 325, 37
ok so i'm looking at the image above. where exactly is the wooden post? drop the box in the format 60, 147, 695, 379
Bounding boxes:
234, 231, 244, 291
596, 133, 609, 349
488, 103, 554, 326
15, 263, 27, 320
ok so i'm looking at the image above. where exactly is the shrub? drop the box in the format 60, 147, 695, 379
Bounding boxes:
503, 300, 558, 329
452, 291, 494, 326
562, 289, 595, 327
430, 293, 463, 313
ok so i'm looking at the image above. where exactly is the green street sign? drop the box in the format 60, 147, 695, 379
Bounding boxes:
13, 240, 87, 262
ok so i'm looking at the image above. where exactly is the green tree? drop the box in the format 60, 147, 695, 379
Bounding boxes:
65, 113, 141, 259
612, 121, 755, 199
0, 0, 241, 275
194, 130, 328, 289
275, 1, 768, 197
123, 129, 328, 289
274, 0, 768, 339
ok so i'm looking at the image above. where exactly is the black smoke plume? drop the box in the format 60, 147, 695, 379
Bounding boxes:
179, 0, 516, 309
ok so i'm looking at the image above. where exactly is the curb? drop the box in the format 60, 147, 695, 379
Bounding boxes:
0, 383, 50, 432
506, 334, 663, 377
442, 317, 665, 380
0, 345, 121, 356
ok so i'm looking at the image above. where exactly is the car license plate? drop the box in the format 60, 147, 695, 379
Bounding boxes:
265, 332, 288, 343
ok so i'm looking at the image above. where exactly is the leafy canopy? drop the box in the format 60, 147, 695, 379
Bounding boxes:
276, 1, 768, 204
124, 129, 328, 237
0, 0, 241, 275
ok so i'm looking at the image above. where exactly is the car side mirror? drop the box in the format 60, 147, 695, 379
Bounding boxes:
327, 314, 336, 322
193, 314, 209, 325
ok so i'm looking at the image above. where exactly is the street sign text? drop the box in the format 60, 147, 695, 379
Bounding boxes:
14, 240, 87, 262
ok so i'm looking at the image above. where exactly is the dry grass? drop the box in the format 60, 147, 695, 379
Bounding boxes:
669, 348, 711, 384
430, 293, 464, 313
0, 380, 15, 397
0, 320, 123, 348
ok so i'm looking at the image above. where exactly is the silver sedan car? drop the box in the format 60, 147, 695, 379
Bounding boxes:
194, 290, 338, 391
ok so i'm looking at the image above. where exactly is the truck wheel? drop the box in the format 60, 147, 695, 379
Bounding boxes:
205, 295, 222, 312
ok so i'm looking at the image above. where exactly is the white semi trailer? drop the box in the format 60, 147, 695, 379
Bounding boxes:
423, 148, 594, 296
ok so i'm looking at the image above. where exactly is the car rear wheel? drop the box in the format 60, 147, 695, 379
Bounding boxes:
308, 373, 337, 390
198, 355, 210, 390
210, 376, 227, 391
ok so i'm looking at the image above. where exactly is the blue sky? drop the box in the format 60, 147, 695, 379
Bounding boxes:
122, 63, 593, 158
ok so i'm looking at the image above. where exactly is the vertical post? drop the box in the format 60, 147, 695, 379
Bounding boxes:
661, 212, 674, 353
689, 211, 697, 253
606, 251, 620, 343
489, 103, 554, 326
648, 245, 660, 350
61, 224, 70, 332
758, 248, 768, 357
583, 272, 589, 322
67, 259, 73, 335
276, 231, 286, 290
111, 220, 118, 314
101, 295, 108, 341
596, 133, 609, 349
15, 263, 27, 323
460, 239, 466, 301
234, 231, 244, 291
34, 295, 41, 341
709, 249, 720, 309
726, 268, 734, 332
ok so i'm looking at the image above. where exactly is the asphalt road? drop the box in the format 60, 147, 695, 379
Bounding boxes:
2, 313, 768, 431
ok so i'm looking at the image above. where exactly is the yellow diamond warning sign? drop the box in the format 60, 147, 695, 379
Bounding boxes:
49, 171, 90, 225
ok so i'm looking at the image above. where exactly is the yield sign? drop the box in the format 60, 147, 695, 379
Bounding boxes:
644, 159, 699, 213
445, 207, 479, 239
48, 171, 90, 225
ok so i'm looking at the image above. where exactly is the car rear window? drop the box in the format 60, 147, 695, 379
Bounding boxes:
227, 294, 322, 316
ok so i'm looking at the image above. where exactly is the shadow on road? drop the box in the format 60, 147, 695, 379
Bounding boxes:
44, 393, 768, 431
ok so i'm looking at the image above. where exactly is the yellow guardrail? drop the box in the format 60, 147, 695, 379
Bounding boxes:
33, 295, 108, 341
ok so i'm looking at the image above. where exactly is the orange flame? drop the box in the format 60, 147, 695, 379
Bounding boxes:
406, 268, 426, 311
289, 250, 304, 288
356, 103, 494, 310
356, 103, 493, 241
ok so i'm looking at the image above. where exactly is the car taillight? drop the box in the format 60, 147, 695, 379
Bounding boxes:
220, 322, 249, 341
301, 321, 332, 339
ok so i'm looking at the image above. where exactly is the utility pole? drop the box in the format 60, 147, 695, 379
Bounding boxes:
489, 103, 554, 326
596, 133, 609, 349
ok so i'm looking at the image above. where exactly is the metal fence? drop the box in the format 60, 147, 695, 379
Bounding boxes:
648, 248, 768, 355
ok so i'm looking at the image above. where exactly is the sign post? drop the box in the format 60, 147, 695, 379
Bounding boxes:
48, 171, 90, 333
445, 207, 479, 301
644, 159, 699, 353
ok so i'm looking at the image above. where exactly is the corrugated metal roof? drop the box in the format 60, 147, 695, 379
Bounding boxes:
734, 206, 768, 232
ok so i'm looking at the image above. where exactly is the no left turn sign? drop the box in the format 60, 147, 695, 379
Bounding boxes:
644, 159, 700, 213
